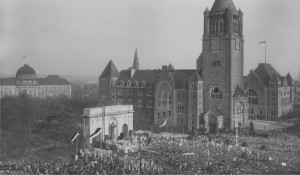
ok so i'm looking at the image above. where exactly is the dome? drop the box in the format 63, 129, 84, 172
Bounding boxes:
211, 0, 237, 12
16, 64, 37, 80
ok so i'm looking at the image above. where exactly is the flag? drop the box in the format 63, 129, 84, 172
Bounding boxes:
22, 56, 27, 59
159, 119, 167, 128
70, 132, 80, 143
89, 128, 102, 139
281, 162, 287, 166
259, 40, 266, 44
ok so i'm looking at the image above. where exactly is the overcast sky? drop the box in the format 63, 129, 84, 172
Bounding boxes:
1, 0, 300, 79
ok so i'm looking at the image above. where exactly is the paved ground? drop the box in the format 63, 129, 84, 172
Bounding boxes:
251, 120, 295, 131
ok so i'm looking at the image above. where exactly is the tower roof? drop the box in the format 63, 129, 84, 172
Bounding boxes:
286, 73, 293, 86
233, 86, 248, 98
211, 0, 237, 12
253, 63, 282, 87
100, 60, 119, 79
132, 48, 139, 70
188, 71, 202, 82
168, 63, 175, 71
270, 73, 281, 83
16, 64, 37, 80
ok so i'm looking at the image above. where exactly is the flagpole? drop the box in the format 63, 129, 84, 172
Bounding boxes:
75, 138, 78, 161
265, 42, 267, 64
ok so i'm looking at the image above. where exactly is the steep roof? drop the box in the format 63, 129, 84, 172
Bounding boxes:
211, 0, 237, 12
0, 77, 16, 86
38, 75, 71, 85
286, 73, 293, 86
270, 73, 281, 82
118, 70, 160, 83
100, 60, 119, 79
233, 86, 248, 98
131, 70, 159, 82
253, 63, 282, 87
172, 70, 195, 82
168, 63, 175, 71
132, 48, 139, 70
188, 71, 202, 82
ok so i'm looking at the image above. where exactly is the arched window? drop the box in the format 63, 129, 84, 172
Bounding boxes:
247, 89, 258, 105
211, 87, 222, 99
168, 93, 172, 105
162, 92, 167, 107
158, 92, 161, 107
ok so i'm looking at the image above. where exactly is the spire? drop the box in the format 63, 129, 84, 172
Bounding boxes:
211, 0, 237, 12
132, 48, 139, 70
99, 60, 119, 79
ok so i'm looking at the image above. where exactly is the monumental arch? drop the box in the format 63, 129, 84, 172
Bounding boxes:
83, 105, 134, 145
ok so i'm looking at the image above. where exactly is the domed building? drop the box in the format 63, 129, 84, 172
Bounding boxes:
0, 64, 72, 98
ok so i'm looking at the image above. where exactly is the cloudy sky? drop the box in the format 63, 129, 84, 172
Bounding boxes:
1, 0, 300, 79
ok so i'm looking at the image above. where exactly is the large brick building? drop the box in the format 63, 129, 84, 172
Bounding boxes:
99, 0, 298, 132
243, 64, 295, 121
0, 64, 72, 98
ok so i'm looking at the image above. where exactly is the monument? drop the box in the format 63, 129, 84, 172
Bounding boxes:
83, 105, 134, 145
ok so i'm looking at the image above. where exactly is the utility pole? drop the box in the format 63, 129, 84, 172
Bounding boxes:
75, 138, 78, 160
138, 132, 142, 175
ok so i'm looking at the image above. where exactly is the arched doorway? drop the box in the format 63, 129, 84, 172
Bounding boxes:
122, 124, 128, 138
208, 114, 218, 133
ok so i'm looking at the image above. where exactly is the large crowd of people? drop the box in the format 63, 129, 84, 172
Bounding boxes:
1, 131, 300, 174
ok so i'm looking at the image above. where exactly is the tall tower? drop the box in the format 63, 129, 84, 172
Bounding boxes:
99, 60, 119, 106
198, 0, 244, 129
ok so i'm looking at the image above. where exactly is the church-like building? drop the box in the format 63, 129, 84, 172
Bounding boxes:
0, 64, 72, 98
99, 0, 298, 132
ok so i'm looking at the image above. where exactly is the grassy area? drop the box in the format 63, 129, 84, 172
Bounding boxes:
0, 130, 73, 161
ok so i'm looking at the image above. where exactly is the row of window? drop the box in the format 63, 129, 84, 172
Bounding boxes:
117, 90, 153, 97
210, 22, 240, 33
117, 80, 147, 87
209, 13, 240, 20
157, 111, 172, 118
212, 60, 222, 67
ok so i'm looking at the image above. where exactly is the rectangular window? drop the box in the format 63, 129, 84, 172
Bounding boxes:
158, 113, 160, 118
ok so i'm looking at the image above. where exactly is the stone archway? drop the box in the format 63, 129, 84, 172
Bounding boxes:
122, 124, 128, 138
204, 110, 223, 133
208, 114, 218, 133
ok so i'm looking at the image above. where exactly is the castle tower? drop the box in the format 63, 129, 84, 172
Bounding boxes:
198, 0, 244, 129
99, 60, 119, 106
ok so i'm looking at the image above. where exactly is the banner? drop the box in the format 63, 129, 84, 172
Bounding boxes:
90, 128, 102, 139
70, 132, 79, 143
159, 119, 167, 128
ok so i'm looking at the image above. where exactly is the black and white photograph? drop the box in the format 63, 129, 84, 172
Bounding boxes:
1, 0, 300, 174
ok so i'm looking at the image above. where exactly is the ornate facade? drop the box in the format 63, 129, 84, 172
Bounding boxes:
0, 64, 71, 98
243, 64, 294, 121
98, 0, 298, 132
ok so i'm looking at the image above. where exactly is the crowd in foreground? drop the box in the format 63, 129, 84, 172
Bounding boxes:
1, 131, 300, 174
